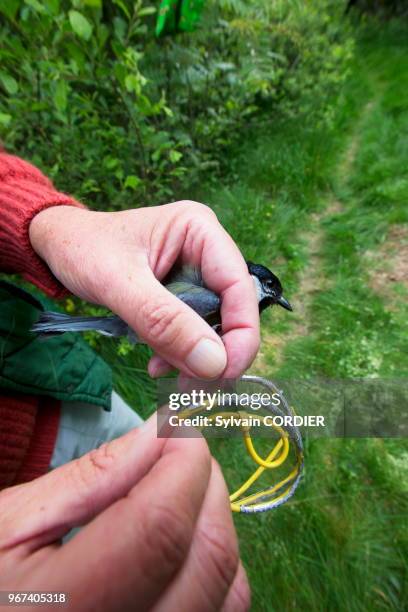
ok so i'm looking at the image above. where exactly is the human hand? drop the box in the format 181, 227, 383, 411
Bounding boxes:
29, 202, 260, 379
0, 416, 250, 611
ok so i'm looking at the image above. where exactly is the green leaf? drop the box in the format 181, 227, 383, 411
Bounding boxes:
24, 0, 45, 13
113, 16, 127, 41
0, 0, 20, 20
113, 63, 126, 87
138, 7, 156, 17
4, 36, 25, 61
124, 175, 141, 190
65, 42, 86, 72
45, 0, 60, 15
0, 72, 18, 95
69, 10, 93, 41
84, 0, 102, 7
54, 80, 68, 112
0, 113, 12, 126
169, 150, 182, 163
113, 0, 130, 19
125, 74, 142, 94
104, 156, 119, 170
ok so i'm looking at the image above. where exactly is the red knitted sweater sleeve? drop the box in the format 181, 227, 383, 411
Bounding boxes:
0, 152, 86, 298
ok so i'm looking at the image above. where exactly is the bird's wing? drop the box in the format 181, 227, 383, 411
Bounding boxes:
166, 281, 221, 322
164, 265, 203, 288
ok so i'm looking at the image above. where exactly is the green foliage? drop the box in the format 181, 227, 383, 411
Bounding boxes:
348, 0, 408, 17
0, 0, 353, 208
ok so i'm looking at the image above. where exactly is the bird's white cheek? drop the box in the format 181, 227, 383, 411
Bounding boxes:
251, 275, 263, 303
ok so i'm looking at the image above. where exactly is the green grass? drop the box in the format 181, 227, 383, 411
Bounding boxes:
105, 22, 408, 612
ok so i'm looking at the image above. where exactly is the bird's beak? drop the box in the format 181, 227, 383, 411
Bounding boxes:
277, 295, 293, 311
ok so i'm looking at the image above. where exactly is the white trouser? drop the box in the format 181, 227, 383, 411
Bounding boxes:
50, 391, 143, 470
49, 392, 143, 542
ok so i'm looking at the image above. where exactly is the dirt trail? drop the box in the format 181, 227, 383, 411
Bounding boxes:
366, 224, 408, 305
252, 101, 375, 374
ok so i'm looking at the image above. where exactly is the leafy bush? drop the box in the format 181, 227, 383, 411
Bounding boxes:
346, 0, 408, 17
0, 0, 353, 209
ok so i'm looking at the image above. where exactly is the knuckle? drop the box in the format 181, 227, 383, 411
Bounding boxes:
148, 503, 192, 570
196, 522, 239, 591
70, 441, 116, 498
229, 566, 251, 612
235, 578, 251, 612
195, 203, 217, 220
88, 441, 116, 472
175, 200, 216, 218
141, 298, 183, 348
174, 199, 200, 209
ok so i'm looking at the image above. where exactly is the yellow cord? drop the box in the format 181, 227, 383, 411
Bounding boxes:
175, 407, 301, 513
229, 439, 283, 502
230, 465, 300, 512
230, 416, 296, 512
243, 430, 289, 468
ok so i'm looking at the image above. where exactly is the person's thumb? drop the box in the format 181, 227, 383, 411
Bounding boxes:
113, 268, 227, 379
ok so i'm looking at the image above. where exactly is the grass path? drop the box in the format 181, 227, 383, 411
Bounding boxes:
254, 94, 377, 377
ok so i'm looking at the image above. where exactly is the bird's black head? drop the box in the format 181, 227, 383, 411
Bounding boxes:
247, 262, 293, 313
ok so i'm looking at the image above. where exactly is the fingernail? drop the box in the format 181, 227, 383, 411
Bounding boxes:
186, 338, 227, 379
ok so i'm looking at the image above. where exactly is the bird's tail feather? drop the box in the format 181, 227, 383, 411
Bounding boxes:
31, 312, 125, 337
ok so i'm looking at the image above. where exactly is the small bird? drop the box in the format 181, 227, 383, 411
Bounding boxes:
31, 262, 292, 341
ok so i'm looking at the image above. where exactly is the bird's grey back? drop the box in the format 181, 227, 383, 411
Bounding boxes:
165, 266, 221, 320
164, 265, 204, 287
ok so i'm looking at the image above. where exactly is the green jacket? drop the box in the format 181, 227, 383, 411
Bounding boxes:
0, 281, 112, 410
